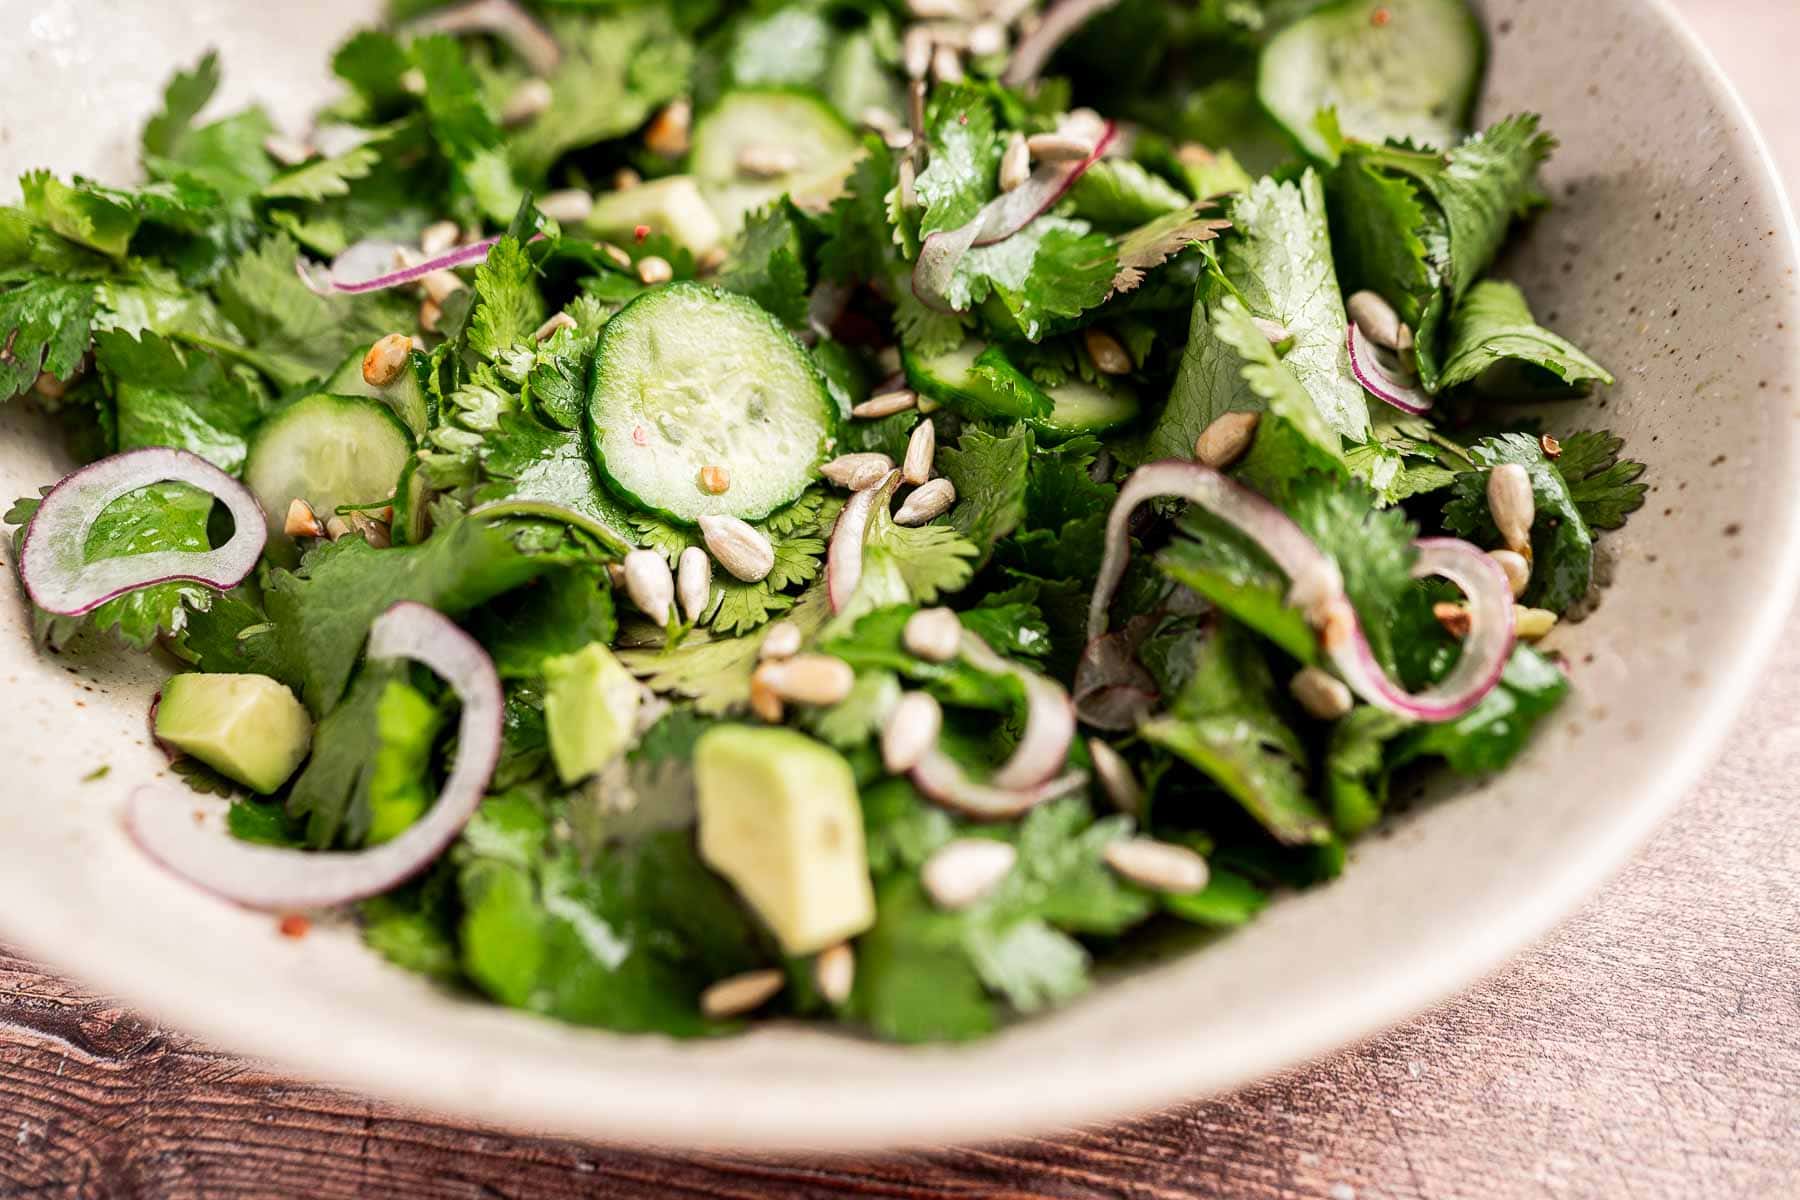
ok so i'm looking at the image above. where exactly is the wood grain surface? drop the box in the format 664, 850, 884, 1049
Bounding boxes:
3, 3, 1799, 1197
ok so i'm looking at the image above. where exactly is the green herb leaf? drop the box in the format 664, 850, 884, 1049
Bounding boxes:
1554, 430, 1647, 531
1442, 433, 1594, 612
1438, 280, 1612, 393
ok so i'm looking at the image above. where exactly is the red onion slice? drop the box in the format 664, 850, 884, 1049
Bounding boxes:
126, 601, 502, 910
1073, 623, 1159, 731
403, 0, 562, 76
1087, 460, 1340, 644
826, 471, 893, 612
18, 448, 267, 617
958, 631, 1076, 790
911, 751, 1088, 821
1320, 538, 1515, 723
297, 235, 504, 296
1002, 0, 1124, 87
912, 121, 1118, 313
1347, 323, 1434, 415
1087, 460, 1511, 723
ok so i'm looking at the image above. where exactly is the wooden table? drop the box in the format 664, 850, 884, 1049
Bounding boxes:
5, 3, 1798, 1196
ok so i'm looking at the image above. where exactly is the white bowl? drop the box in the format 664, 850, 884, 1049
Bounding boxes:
0, 0, 1795, 1151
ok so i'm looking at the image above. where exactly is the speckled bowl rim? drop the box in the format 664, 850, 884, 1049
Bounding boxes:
0, 0, 1794, 1152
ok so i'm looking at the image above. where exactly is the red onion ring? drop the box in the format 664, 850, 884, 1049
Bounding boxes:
1347, 323, 1434, 415
297, 235, 504, 296
826, 471, 894, 612
1001, 0, 1124, 87
1320, 538, 1515, 722
18, 448, 267, 617
912, 121, 1118, 313
958, 631, 1075, 790
403, 0, 562, 76
126, 602, 502, 909
911, 751, 1088, 821
1087, 461, 1512, 723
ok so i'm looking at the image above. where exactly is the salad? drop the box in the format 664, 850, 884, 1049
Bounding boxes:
2, 0, 1646, 1042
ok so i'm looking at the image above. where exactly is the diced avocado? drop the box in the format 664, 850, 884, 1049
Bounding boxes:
695, 725, 875, 955
543, 643, 641, 785
154, 674, 312, 795
585, 175, 725, 257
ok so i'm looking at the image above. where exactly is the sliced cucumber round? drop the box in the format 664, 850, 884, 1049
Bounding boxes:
587, 282, 833, 524
245, 394, 413, 541
691, 89, 863, 236
323, 345, 432, 439
1258, 0, 1484, 161
1027, 379, 1140, 442
902, 340, 1053, 422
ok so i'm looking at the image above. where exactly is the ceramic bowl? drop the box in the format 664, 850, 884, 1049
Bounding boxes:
0, 0, 1794, 1151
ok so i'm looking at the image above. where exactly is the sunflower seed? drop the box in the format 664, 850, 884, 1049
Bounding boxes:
636, 255, 674, 285
419, 220, 460, 256
815, 943, 855, 1006
853, 389, 917, 419
284, 498, 323, 539
533, 311, 576, 342
420, 269, 465, 304
882, 691, 942, 774
902, 606, 962, 662
696, 246, 728, 275
1490, 548, 1531, 598
611, 166, 643, 191
700, 968, 784, 1018
348, 511, 391, 549
361, 333, 412, 388
1433, 601, 1472, 639
902, 24, 934, 79
324, 515, 353, 541
677, 546, 712, 624
1289, 666, 1353, 720
1026, 132, 1095, 162
698, 464, 731, 495
31, 371, 69, 400
1085, 328, 1132, 375
898, 156, 918, 210
860, 106, 902, 135
922, 839, 1016, 909
1487, 463, 1535, 554
760, 654, 855, 705
1252, 316, 1294, 350
1104, 838, 1209, 894
967, 19, 1007, 55
737, 144, 800, 179
263, 133, 312, 166
1346, 290, 1404, 350
1514, 605, 1559, 641
400, 67, 426, 95
1194, 411, 1259, 469
902, 419, 936, 485
759, 620, 803, 661
884, 128, 915, 151
623, 549, 675, 626
1539, 433, 1562, 459
908, 0, 966, 18
1087, 738, 1142, 817
999, 131, 1031, 192
931, 44, 965, 83
596, 241, 633, 270
894, 477, 956, 525
748, 667, 785, 723
822, 453, 896, 491
418, 297, 443, 333
501, 77, 553, 125
644, 99, 692, 157
698, 514, 775, 582
538, 188, 594, 224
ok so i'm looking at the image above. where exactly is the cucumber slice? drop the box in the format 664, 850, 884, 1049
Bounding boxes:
691, 90, 863, 236
902, 340, 1052, 421
245, 394, 413, 540
390, 457, 433, 546
587, 282, 833, 524
323, 346, 433, 438
1258, 0, 1484, 161
586, 175, 725, 257
1028, 379, 1140, 442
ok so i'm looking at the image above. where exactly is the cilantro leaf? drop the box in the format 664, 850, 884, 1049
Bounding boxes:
717, 203, 810, 328
467, 565, 616, 678
955, 216, 1117, 341
1070, 159, 1190, 229
1109, 200, 1232, 296
19, 171, 139, 259
828, 476, 978, 629
331, 30, 413, 109
916, 84, 1004, 238
0, 276, 99, 400
96, 330, 267, 472
285, 663, 434, 848
261, 143, 382, 201
1438, 280, 1612, 394
939, 424, 1031, 566
413, 34, 518, 221
1442, 433, 1594, 612
1323, 705, 1412, 836
467, 235, 544, 360
1554, 430, 1647, 531
142, 52, 222, 162
620, 584, 833, 713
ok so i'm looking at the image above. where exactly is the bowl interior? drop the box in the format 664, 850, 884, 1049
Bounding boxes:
0, 0, 1795, 1151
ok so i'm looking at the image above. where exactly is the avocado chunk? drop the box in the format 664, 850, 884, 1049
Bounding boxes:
543, 643, 641, 785
154, 674, 313, 795
584, 175, 724, 256
695, 725, 875, 955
